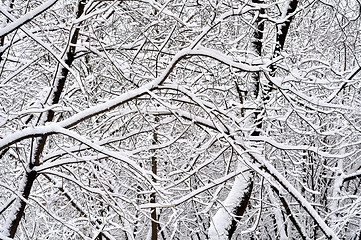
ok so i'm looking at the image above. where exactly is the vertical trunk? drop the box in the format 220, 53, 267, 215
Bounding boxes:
249, 0, 265, 138
329, 155, 344, 229
274, 0, 298, 56
0, 16, 5, 63
1, 1, 86, 237
209, 0, 300, 238
151, 117, 158, 240
248, 0, 264, 104
208, 1, 265, 239
270, 0, 298, 77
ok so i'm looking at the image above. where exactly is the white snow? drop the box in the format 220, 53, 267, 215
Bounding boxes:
208, 163, 252, 240
0, 0, 58, 37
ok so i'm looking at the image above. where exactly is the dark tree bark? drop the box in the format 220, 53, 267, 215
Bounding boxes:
151, 124, 158, 240
270, 0, 299, 76
220, 0, 300, 238
227, 182, 254, 239
3, 1, 86, 238
271, 185, 307, 240
208, 2, 265, 239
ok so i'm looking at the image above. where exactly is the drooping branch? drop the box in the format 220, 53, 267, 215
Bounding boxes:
271, 185, 307, 240
0, 0, 58, 38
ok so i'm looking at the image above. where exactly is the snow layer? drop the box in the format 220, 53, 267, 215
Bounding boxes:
0, 0, 57, 37
208, 163, 251, 239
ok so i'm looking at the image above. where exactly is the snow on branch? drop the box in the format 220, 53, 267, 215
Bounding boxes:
0, 0, 58, 37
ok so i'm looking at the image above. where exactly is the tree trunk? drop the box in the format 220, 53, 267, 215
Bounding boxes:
151, 117, 159, 240
1, 1, 86, 237
209, 4, 265, 237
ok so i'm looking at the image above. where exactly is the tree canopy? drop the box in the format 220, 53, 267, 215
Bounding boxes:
0, 0, 360, 239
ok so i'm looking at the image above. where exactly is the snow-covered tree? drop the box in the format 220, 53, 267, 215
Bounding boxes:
0, 0, 360, 239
